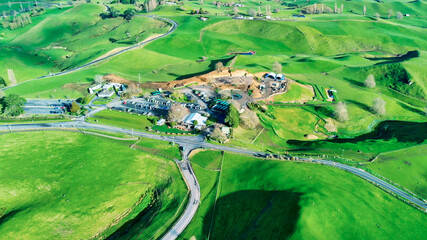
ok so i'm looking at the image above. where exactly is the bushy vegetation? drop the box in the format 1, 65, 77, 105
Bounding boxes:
0, 93, 26, 116
367, 63, 424, 99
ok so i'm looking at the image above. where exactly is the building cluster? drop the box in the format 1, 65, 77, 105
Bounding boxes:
259, 72, 287, 93
88, 83, 126, 98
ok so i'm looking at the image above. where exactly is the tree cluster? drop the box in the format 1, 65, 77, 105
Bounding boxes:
301, 4, 333, 14
2, 13, 32, 30
209, 126, 227, 143
0, 94, 26, 117
190, 8, 208, 15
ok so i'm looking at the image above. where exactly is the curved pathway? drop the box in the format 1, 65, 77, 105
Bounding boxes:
0, 15, 178, 91
0, 121, 426, 240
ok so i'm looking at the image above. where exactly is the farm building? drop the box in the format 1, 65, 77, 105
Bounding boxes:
98, 89, 115, 98
183, 113, 207, 129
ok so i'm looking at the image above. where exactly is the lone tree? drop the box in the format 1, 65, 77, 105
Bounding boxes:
364, 74, 376, 88
167, 103, 189, 122
372, 97, 386, 116
396, 12, 403, 20
334, 102, 349, 122
94, 74, 104, 84
225, 104, 240, 127
7, 69, 16, 85
233, 6, 238, 15
209, 126, 227, 143
363, 5, 366, 15
248, 8, 257, 17
387, 9, 393, 19
272, 61, 282, 73
239, 109, 260, 128
70, 101, 81, 114
375, 12, 380, 21
215, 61, 224, 72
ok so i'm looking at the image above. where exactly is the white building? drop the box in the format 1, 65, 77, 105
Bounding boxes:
98, 89, 115, 98
183, 113, 207, 129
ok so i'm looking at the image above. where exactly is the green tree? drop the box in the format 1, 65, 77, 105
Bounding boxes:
70, 101, 81, 114
0, 93, 26, 116
124, 8, 135, 20
109, 7, 120, 18
225, 104, 240, 127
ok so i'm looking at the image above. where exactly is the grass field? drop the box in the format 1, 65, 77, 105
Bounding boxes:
187, 151, 427, 240
367, 144, 427, 198
0, 4, 169, 83
274, 82, 314, 102
180, 150, 223, 240
87, 109, 154, 131
0, 131, 187, 239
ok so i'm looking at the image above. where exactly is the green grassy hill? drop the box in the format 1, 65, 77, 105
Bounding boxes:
0, 4, 169, 83
0, 131, 186, 239
367, 144, 427, 198
182, 151, 427, 240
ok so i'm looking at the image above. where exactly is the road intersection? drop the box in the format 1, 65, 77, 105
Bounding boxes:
0, 120, 426, 240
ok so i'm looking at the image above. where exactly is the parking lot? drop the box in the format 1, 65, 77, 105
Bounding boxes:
24, 99, 72, 115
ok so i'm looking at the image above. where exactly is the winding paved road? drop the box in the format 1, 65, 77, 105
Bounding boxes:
0, 15, 178, 91
0, 121, 426, 240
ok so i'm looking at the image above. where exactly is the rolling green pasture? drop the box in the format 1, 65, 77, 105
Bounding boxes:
367, 144, 427, 198
185, 151, 427, 240
87, 109, 154, 131
0, 131, 187, 239
274, 82, 314, 102
0, 4, 169, 83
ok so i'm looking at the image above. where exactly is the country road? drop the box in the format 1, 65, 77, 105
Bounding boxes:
0, 15, 178, 91
0, 121, 426, 240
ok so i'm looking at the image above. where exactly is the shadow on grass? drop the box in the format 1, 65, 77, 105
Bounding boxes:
347, 99, 372, 113
397, 101, 425, 116
0, 209, 20, 226
106, 180, 176, 239
288, 120, 427, 148
203, 190, 303, 240
245, 63, 270, 70
175, 56, 235, 80
365, 50, 419, 65
344, 77, 365, 88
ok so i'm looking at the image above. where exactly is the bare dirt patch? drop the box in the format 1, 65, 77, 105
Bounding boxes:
62, 83, 91, 92
94, 34, 163, 61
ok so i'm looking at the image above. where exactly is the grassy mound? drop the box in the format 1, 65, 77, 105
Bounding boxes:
368, 144, 427, 198
182, 151, 427, 240
0, 131, 186, 239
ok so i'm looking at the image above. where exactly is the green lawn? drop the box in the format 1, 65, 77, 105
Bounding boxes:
135, 137, 181, 160
0, 4, 170, 83
0, 131, 187, 239
87, 109, 154, 131
367, 144, 427, 198
190, 151, 427, 240
274, 82, 314, 102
